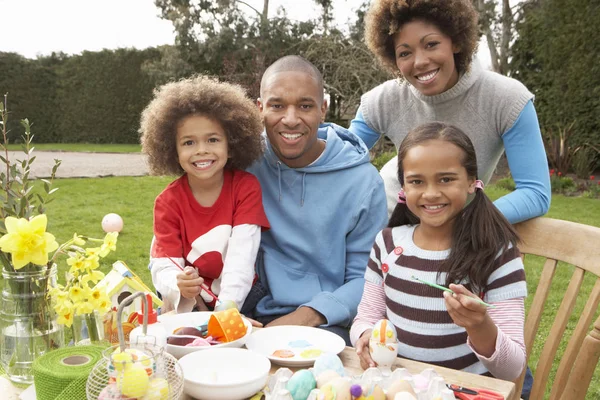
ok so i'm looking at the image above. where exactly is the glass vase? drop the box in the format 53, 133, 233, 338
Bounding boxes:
72, 311, 105, 345
0, 265, 64, 384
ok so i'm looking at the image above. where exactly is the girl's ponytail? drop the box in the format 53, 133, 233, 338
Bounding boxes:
442, 188, 520, 289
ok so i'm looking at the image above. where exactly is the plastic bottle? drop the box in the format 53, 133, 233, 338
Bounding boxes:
129, 293, 167, 349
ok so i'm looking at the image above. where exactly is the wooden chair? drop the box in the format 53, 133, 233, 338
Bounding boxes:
513, 217, 600, 400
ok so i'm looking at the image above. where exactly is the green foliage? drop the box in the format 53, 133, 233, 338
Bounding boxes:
573, 146, 600, 179
511, 0, 600, 151
494, 176, 516, 191
370, 150, 395, 171
5, 143, 141, 153
549, 172, 576, 195
55, 48, 160, 143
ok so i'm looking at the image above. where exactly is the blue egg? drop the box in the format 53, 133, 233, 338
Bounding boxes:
313, 352, 345, 377
286, 369, 317, 400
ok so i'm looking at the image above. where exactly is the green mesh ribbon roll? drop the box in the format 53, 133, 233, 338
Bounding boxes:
32, 345, 105, 400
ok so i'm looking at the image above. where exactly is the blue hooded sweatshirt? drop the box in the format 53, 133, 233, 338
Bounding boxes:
247, 123, 388, 327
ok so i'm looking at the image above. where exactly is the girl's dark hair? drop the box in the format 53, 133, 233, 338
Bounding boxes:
140, 75, 264, 176
388, 122, 520, 290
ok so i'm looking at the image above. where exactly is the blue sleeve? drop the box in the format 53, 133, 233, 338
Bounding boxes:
493, 100, 551, 223
304, 176, 388, 327
348, 109, 381, 150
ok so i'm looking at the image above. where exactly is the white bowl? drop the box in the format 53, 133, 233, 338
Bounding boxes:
179, 347, 271, 400
157, 311, 253, 359
245, 325, 346, 367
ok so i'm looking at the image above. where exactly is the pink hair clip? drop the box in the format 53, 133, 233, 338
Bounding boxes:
397, 188, 406, 204
475, 180, 484, 190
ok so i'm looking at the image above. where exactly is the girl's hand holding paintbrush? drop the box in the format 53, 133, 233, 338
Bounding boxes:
443, 283, 498, 358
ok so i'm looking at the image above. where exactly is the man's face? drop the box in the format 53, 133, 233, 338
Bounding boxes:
258, 71, 328, 168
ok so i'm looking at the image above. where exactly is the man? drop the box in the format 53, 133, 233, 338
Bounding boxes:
244, 55, 387, 344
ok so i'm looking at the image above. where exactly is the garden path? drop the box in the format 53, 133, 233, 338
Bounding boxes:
6, 151, 149, 178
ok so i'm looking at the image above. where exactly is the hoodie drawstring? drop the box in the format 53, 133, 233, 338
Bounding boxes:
276, 161, 282, 203
301, 172, 306, 207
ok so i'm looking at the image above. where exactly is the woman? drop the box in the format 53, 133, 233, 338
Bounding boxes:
350, 0, 550, 224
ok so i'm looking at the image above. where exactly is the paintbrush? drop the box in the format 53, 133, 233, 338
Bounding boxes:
164, 254, 221, 306
411, 275, 496, 308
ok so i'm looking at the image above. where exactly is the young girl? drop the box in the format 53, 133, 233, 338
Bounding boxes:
140, 75, 269, 314
351, 122, 527, 381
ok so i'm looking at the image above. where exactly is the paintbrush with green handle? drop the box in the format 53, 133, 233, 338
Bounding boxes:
411, 275, 496, 308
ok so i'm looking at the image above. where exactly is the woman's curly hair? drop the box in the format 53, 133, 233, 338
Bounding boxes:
140, 75, 264, 176
364, 0, 479, 77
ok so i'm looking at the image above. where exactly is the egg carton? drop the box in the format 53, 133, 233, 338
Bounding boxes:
261, 365, 455, 400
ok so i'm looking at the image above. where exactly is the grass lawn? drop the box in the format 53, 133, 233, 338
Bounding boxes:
4, 176, 600, 398
5, 143, 141, 153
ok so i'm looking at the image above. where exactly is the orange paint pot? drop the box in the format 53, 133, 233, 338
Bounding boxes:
207, 308, 247, 343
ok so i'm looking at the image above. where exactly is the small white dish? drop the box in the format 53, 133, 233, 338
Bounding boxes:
158, 311, 252, 359
244, 325, 346, 367
179, 347, 271, 400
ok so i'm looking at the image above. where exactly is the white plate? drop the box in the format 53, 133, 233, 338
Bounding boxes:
158, 311, 252, 359
244, 325, 346, 367
179, 348, 270, 400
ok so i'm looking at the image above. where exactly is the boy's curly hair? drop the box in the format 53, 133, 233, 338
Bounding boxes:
364, 0, 479, 77
140, 75, 264, 176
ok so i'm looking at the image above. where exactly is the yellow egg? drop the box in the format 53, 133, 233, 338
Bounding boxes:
118, 364, 150, 398
371, 384, 386, 400
386, 380, 416, 400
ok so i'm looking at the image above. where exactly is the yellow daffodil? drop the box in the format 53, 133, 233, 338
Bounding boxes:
71, 233, 86, 246
95, 294, 112, 314
68, 285, 85, 303
81, 270, 105, 284
58, 311, 74, 328
85, 247, 101, 258
0, 215, 58, 269
99, 232, 118, 257
67, 253, 86, 273
84, 254, 100, 270
75, 300, 94, 315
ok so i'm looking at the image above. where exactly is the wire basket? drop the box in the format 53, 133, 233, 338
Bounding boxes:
86, 292, 184, 399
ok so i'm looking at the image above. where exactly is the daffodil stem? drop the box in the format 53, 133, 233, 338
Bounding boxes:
85, 312, 100, 343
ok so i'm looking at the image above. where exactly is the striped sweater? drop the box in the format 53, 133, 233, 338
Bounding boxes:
351, 225, 527, 379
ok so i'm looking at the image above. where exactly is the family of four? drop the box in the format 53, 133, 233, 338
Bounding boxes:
138, 1, 550, 398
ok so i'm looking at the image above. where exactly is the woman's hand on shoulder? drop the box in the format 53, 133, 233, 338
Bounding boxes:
443, 284, 489, 329
355, 329, 376, 370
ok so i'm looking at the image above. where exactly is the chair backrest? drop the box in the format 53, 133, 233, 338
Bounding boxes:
514, 217, 600, 400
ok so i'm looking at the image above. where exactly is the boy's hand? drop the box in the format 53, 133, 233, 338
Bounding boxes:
177, 266, 203, 299
355, 329, 376, 370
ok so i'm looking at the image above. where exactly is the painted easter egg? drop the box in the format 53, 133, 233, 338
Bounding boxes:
316, 370, 340, 389
386, 380, 416, 400
370, 319, 397, 344
313, 353, 345, 377
109, 348, 156, 378
287, 369, 317, 400
102, 213, 123, 233
321, 377, 351, 400
369, 319, 399, 369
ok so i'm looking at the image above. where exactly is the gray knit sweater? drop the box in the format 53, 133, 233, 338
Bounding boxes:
360, 61, 533, 186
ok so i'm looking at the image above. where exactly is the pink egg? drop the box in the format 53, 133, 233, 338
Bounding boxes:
102, 213, 124, 233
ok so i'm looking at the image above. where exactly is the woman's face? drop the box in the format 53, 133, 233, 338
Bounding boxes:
393, 20, 460, 96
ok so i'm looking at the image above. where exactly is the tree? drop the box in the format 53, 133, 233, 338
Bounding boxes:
473, 0, 518, 75
511, 0, 600, 150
